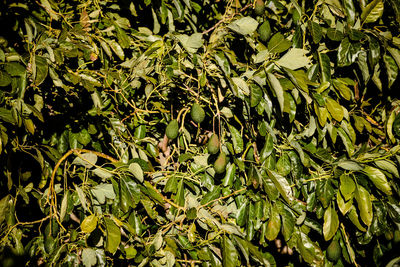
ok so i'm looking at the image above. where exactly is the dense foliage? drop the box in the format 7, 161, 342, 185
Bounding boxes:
1, 0, 400, 266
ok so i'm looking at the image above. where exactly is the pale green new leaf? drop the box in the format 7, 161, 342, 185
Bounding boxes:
227, 16, 259, 36
276, 48, 311, 70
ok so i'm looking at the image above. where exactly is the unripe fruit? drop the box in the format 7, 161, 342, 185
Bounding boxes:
191, 103, 205, 124
166, 119, 179, 139
326, 240, 341, 262
208, 134, 219, 154
254, 0, 265, 16
258, 21, 271, 42
214, 152, 227, 174
394, 230, 400, 243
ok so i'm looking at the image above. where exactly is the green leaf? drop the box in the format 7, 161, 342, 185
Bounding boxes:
323, 204, 339, 241
34, 56, 48, 86
175, 179, 185, 207
340, 174, 356, 201
267, 73, 284, 112
362, 166, 392, 195
355, 185, 373, 227
265, 206, 281, 241
0, 71, 12, 87
276, 48, 311, 70
369, 37, 381, 67
318, 52, 331, 83
375, 159, 399, 177
383, 53, 398, 88
82, 248, 97, 267
4, 62, 25, 76
266, 170, 293, 204
327, 28, 344, 41
228, 124, 243, 154
74, 184, 87, 211
120, 176, 140, 209
296, 231, 324, 265
268, 33, 292, 54
276, 153, 291, 176
222, 164, 236, 187
259, 134, 274, 161
337, 38, 352, 67
105, 217, 121, 254
107, 39, 124, 60
176, 33, 203, 53
337, 160, 363, 171
222, 235, 239, 267
72, 152, 97, 168
348, 206, 367, 231
343, 0, 356, 25
81, 214, 98, 233
128, 162, 144, 183
308, 21, 322, 44
91, 183, 116, 204
227, 16, 259, 36
337, 127, 354, 156
337, 191, 353, 215
361, 0, 384, 23
250, 83, 262, 107
280, 207, 295, 242
200, 185, 221, 206
325, 97, 344, 122
332, 79, 352, 100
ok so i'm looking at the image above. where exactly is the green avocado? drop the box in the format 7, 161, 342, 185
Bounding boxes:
207, 134, 220, 154
254, 0, 265, 16
214, 152, 227, 174
191, 103, 205, 124
326, 240, 341, 262
166, 119, 179, 139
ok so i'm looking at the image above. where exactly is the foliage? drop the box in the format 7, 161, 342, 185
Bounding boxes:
1, 0, 400, 266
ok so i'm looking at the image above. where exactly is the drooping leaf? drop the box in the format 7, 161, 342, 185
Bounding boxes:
355, 185, 373, 226
362, 166, 392, 195
104, 217, 121, 254
267, 73, 284, 112
323, 204, 339, 241
222, 235, 239, 267
266, 170, 293, 204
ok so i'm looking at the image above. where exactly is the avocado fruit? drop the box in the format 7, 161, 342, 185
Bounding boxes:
326, 240, 341, 262
166, 119, 179, 139
214, 152, 227, 174
208, 134, 220, 154
254, 0, 265, 16
191, 103, 205, 124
